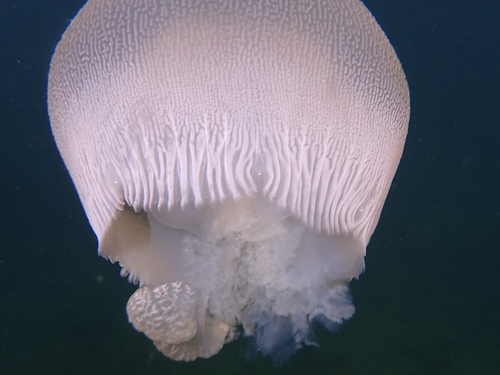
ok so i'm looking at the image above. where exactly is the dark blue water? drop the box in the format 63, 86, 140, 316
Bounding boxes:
1, 0, 498, 374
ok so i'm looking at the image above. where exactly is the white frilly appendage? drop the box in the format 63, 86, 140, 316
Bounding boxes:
126, 196, 365, 363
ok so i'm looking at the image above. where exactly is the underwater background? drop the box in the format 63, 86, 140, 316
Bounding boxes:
0, 0, 498, 374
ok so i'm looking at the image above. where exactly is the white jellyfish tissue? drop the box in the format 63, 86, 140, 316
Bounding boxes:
48, 0, 409, 364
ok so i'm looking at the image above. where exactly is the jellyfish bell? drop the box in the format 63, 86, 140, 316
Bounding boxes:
48, 0, 409, 363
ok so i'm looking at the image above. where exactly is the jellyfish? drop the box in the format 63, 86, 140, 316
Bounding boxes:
48, 0, 409, 363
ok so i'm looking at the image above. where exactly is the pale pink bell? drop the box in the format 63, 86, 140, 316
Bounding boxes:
48, 0, 409, 361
